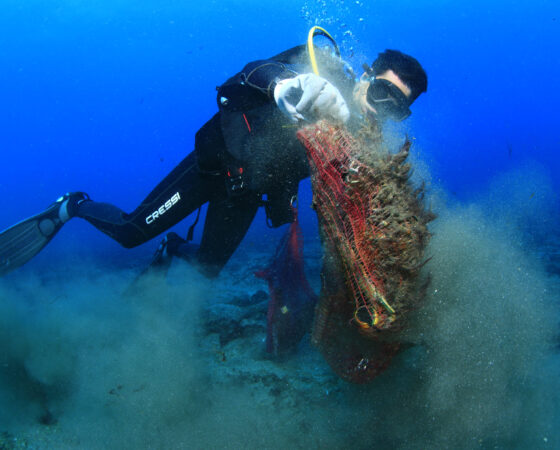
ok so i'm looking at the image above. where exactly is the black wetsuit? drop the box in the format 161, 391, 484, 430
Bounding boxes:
75, 45, 356, 277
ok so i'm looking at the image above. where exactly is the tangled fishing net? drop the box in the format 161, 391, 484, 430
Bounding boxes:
256, 209, 317, 355
297, 121, 434, 383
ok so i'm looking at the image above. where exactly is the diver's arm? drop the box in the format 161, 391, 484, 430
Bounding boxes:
217, 58, 301, 112
241, 60, 300, 99
219, 50, 348, 123
240, 60, 349, 123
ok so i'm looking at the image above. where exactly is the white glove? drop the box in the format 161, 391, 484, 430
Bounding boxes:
273, 73, 350, 124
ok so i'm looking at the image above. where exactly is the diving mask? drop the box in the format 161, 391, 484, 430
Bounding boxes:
365, 74, 411, 122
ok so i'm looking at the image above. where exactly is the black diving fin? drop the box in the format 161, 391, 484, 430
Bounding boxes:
0, 193, 87, 277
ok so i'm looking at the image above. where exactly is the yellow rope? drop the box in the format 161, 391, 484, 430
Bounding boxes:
306, 26, 340, 76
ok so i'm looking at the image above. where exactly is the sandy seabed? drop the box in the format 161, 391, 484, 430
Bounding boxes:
2, 168, 560, 449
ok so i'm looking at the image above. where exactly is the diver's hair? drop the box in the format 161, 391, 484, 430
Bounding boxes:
371, 49, 428, 104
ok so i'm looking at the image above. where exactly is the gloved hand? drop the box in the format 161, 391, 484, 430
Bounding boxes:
274, 73, 350, 124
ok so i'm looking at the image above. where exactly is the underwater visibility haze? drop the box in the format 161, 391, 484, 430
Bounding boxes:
0, 0, 559, 448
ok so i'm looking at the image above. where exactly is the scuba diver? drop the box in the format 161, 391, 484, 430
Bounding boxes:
0, 29, 428, 279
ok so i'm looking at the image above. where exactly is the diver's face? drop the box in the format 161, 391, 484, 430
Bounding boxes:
354, 69, 412, 121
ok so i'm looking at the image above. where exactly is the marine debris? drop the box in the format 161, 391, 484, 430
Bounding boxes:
297, 121, 434, 383
256, 209, 318, 355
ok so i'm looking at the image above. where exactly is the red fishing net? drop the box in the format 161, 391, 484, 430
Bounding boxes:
297, 121, 433, 383
256, 209, 317, 355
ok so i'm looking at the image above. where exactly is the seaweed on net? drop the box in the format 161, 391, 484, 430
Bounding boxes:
297, 120, 435, 383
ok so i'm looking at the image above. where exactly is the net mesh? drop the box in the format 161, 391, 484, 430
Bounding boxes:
256, 209, 317, 355
297, 121, 434, 383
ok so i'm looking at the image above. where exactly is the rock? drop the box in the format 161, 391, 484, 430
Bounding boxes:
228, 289, 269, 307
202, 294, 268, 346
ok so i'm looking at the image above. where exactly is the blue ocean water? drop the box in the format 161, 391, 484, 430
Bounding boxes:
0, 0, 559, 448
1, 0, 558, 256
